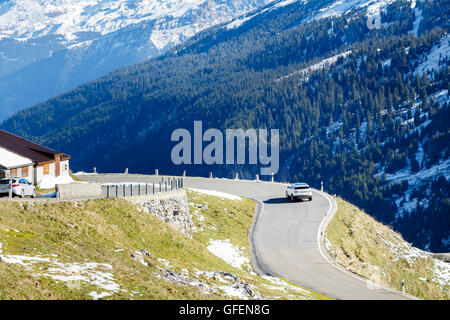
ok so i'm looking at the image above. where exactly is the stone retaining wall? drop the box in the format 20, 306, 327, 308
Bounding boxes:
126, 190, 192, 237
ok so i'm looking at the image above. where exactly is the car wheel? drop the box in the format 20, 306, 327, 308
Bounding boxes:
289, 194, 293, 202
32, 190, 36, 198
309, 196, 312, 201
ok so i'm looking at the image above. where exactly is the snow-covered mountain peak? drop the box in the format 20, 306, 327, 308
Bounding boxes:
0, 0, 271, 43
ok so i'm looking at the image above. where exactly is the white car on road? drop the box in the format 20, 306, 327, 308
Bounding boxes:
0, 178, 36, 198
286, 183, 312, 202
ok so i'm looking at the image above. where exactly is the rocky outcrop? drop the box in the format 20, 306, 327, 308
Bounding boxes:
127, 190, 193, 237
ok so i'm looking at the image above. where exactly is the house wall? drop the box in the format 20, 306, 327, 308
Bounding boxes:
35, 160, 70, 186
60, 160, 70, 176
36, 162, 56, 185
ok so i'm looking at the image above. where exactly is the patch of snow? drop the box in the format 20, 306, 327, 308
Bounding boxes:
207, 239, 249, 270
37, 175, 74, 189
89, 291, 112, 300
310, 0, 416, 28
226, 0, 302, 30
0, 241, 122, 299
382, 58, 391, 68
410, 7, 422, 36
260, 275, 312, 297
278, 51, 352, 82
226, 15, 253, 29
133, 250, 149, 267
73, 171, 97, 176
432, 259, 450, 287
157, 258, 172, 268
385, 158, 450, 186
218, 283, 250, 299
188, 188, 242, 201
416, 34, 450, 76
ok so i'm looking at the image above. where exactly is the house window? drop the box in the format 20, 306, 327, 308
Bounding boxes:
22, 166, 28, 177
11, 168, 18, 177
43, 163, 50, 175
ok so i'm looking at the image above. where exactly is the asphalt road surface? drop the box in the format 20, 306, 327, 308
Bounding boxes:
82, 174, 410, 300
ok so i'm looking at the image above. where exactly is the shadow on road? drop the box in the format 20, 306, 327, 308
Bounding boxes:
264, 197, 290, 204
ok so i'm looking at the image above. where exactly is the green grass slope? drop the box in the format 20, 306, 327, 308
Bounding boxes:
0, 191, 329, 300
325, 198, 449, 300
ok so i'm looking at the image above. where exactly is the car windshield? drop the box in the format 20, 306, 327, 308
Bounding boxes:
295, 186, 309, 190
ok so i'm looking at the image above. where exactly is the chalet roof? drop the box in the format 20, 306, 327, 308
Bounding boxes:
0, 129, 70, 165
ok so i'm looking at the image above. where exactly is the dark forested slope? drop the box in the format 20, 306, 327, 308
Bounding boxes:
2, 0, 449, 251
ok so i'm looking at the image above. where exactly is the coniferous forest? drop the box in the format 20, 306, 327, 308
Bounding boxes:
1, 0, 449, 251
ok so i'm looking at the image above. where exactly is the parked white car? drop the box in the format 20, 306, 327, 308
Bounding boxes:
0, 178, 36, 198
286, 183, 312, 202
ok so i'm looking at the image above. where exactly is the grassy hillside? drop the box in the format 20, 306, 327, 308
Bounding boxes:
325, 198, 450, 300
0, 191, 328, 300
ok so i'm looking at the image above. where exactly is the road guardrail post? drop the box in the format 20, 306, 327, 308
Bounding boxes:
125, 168, 128, 174
155, 169, 159, 176
107, 185, 110, 198
271, 172, 274, 182
56, 184, 60, 200
8, 181, 12, 200
321, 181, 323, 191
116, 185, 119, 197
